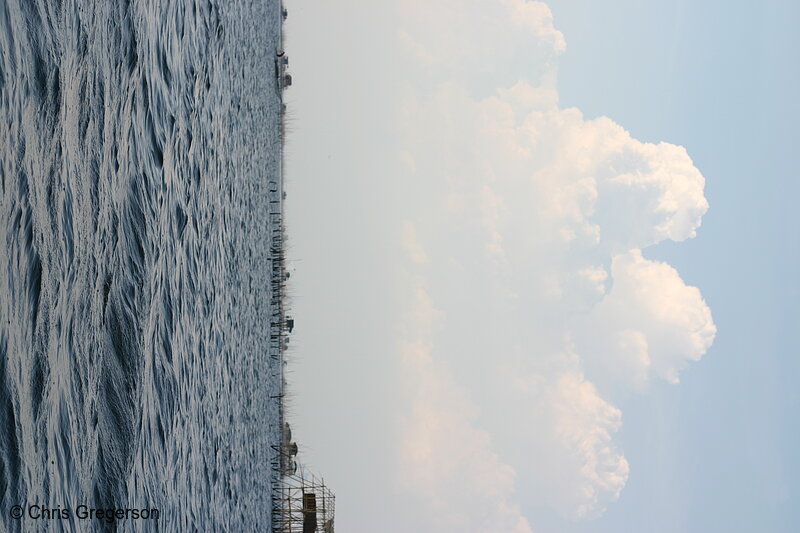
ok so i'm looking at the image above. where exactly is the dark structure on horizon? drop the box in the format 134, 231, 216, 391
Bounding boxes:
270, 4, 335, 532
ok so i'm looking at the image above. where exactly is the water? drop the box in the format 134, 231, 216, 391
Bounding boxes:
0, 1, 284, 530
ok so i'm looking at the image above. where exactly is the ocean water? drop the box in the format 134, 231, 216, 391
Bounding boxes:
0, 1, 284, 531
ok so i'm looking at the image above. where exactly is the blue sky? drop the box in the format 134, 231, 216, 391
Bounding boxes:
284, 1, 799, 531
545, 1, 799, 530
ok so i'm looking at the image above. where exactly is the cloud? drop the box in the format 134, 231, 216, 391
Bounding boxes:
397, 0, 564, 96
402, 221, 430, 265
399, 333, 534, 533
396, 288, 534, 532
545, 371, 630, 518
393, 0, 714, 528
576, 249, 716, 389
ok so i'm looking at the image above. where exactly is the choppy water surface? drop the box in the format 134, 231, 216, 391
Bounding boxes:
0, 1, 283, 530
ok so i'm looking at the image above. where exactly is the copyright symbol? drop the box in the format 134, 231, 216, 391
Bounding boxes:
10, 505, 23, 519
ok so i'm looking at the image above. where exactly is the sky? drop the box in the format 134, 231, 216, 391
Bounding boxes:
282, 1, 799, 532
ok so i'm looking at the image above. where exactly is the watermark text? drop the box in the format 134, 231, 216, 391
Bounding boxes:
9, 504, 159, 524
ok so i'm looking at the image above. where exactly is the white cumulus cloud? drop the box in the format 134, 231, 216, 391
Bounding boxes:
576, 249, 716, 389
392, 0, 715, 529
